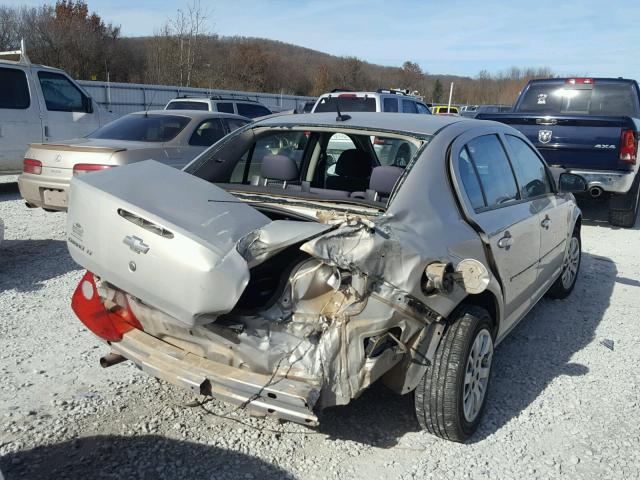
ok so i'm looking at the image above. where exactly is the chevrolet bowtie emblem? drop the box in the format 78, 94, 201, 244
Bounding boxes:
123, 235, 150, 254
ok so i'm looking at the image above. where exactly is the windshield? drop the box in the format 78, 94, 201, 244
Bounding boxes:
517, 81, 639, 116
314, 96, 376, 113
88, 114, 191, 142
186, 128, 426, 206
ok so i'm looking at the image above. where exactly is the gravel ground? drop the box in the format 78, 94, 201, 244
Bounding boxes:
1, 182, 639, 480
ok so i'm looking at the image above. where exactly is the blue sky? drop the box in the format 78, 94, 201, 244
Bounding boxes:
11, 0, 640, 79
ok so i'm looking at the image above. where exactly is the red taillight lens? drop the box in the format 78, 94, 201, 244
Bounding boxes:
23, 158, 42, 175
71, 271, 143, 342
619, 129, 638, 165
338, 93, 357, 98
373, 137, 389, 145
73, 164, 114, 176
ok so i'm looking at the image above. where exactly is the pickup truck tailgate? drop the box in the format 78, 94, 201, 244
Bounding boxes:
479, 114, 633, 170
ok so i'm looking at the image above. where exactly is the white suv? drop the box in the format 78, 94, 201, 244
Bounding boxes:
312, 89, 431, 114
165, 96, 272, 118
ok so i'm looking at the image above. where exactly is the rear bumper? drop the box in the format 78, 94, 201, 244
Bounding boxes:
110, 329, 320, 426
568, 169, 637, 194
18, 174, 70, 210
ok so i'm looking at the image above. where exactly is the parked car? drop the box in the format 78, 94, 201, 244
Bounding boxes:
19, 110, 250, 211
0, 43, 117, 174
66, 112, 586, 442
460, 104, 512, 118
478, 77, 640, 227
430, 104, 460, 115
312, 89, 431, 114
165, 95, 272, 118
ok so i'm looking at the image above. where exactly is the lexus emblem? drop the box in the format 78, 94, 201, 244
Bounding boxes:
538, 130, 553, 144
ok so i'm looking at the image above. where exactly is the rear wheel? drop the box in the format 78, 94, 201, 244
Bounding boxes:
414, 305, 494, 443
609, 174, 640, 228
547, 230, 581, 299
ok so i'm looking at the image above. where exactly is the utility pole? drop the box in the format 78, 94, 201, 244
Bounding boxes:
447, 82, 454, 113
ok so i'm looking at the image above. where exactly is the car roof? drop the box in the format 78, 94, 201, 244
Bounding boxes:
528, 77, 635, 84
130, 110, 250, 121
253, 112, 472, 136
168, 97, 264, 104
317, 91, 424, 101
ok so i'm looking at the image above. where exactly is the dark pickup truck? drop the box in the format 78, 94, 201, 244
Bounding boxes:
478, 78, 640, 227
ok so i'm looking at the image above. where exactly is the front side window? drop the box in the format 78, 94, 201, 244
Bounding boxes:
466, 135, 518, 209
236, 103, 271, 118
373, 137, 417, 167
383, 97, 399, 112
0, 67, 30, 109
505, 135, 552, 199
402, 100, 418, 113
416, 103, 431, 114
88, 114, 190, 142
189, 118, 226, 146
38, 71, 85, 112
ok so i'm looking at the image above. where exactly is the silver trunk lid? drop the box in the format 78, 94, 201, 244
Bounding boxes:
66, 160, 329, 327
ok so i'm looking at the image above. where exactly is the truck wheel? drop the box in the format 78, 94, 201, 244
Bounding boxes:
547, 230, 581, 299
609, 174, 640, 228
414, 305, 494, 443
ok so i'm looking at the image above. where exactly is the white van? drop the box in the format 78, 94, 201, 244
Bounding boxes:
0, 43, 115, 174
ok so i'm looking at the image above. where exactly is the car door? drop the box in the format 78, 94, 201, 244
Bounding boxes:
451, 132, 542, 331
0, 65, 43, 173
33, 69, 100, 141
502, 133, 571, 293
177, 118, 228, 167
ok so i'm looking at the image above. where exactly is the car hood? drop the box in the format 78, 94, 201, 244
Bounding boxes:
66, 160, 332, 327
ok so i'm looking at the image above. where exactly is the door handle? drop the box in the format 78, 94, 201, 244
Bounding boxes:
44, 125, 50, 138
541, 215, 551, 229
497, 232, 513, 249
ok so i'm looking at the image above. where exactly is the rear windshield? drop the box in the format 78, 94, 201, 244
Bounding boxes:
517, 82, 639, 116
314, 96, 376, 113
88, 114, 191, 142
166, 101, 209, 111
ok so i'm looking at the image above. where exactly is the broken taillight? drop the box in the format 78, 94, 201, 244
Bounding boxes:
71, 271, 143, 341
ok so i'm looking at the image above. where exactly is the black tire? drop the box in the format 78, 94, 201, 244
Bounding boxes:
609, 174, 640, 228
414, 305, 494, 443
547, 229, 581, 299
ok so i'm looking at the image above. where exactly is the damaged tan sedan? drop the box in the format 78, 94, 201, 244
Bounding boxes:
66, 113, 587, 442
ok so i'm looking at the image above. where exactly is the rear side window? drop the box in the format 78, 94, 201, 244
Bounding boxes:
0, 67, 30, 109
314, 96, 376, 113
383, 97, 399, 112
517, 81, 639, 116
457, 147, 486, 211
236, 103, 271, 118
466, 135, 518, 209
88, 114, 190, 142
216, 102, 235, 114
402, 100, 418, 113
505, 135, 552, 198
37, 71, 85, 112
189, 118, 226, 146
166, 101, 209, 111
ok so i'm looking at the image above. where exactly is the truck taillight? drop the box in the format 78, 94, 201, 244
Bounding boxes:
373, 137, 389, 145
619, 130, 638, 165
73, 164, 114, 175
566, 78, 594, 85
23, 158, 42, 175
71, 271, 143, 342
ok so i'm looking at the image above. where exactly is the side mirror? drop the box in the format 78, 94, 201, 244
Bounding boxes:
84, 96, 94, 114
558, 173, 588, 193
